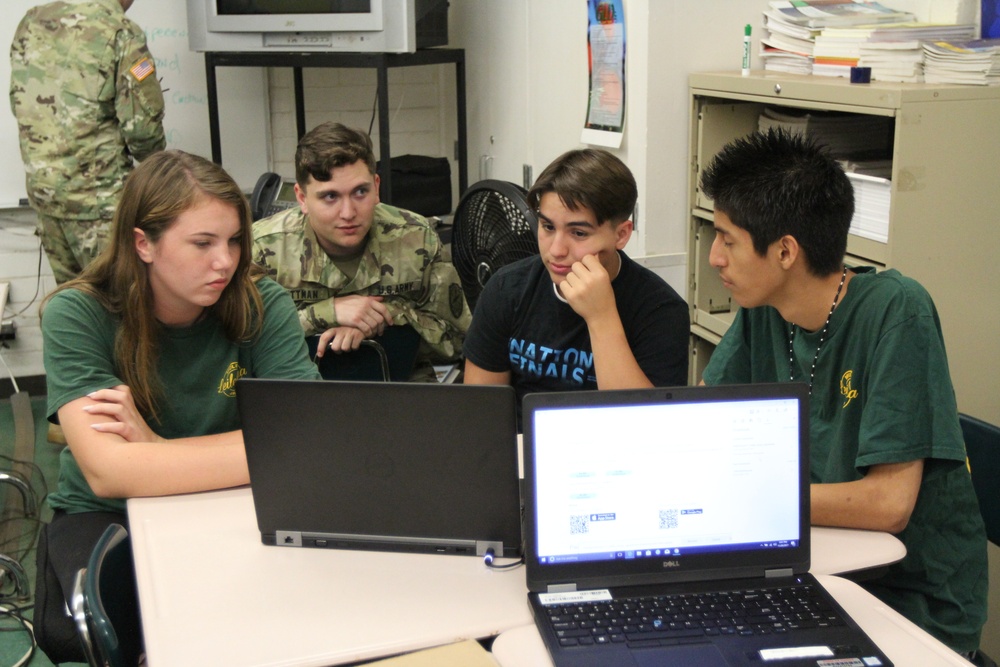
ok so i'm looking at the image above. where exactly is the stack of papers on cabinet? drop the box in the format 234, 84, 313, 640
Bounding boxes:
767, 0, 914, 28
923, 39, 1000, 85
760, 44, 815, 75
761, 12, 819, 74
847, 172, 891, 244
759, 2, 972, 79
761, 0, 915, 74
814, 23, 976, 78
812, 26, 877, 76
857, 24, 976, 82
858, 40, 926, 82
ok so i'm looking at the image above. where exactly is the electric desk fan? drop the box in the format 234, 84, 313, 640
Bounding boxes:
450, 180, 539, 311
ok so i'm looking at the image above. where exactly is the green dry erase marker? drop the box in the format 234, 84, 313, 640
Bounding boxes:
742, 24, 751, 76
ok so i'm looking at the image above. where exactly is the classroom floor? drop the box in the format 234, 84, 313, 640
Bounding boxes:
0, 393, 85, 667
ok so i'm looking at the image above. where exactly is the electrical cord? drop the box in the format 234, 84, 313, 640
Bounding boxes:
0, 348, 18, 393
0, 602, 36, 667
483, 548, 524, 570
368, 89, 378, 135
7, 240, 45, 320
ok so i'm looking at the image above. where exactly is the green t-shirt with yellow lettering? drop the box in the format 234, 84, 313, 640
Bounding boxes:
43, 278, 320, 514
703, 268, 987, 653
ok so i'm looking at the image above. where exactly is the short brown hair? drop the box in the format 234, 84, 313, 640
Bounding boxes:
527, 148, 637, 226
295, 122, 377, 187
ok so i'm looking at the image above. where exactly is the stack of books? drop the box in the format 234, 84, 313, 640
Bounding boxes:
761, 12, 819, 75
923, 39, 1000, 85
813, 23, 976, 79
813, 26, 879, 77
858, 41, 926, 82
857, 24, 976, 83
760, 0, 915, 74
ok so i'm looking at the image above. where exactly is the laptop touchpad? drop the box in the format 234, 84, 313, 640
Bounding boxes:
633, 643, 730, 667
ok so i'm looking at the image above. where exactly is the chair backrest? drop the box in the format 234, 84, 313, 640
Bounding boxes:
76, 523, 143, 667
0, 469, 37, 517
306, 325, 421, 382
71, 568, 99, 666
960, 413, 1000, 546
0, 469, 35, 602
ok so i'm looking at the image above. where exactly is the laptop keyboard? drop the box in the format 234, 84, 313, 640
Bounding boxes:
543, 583, 847, 647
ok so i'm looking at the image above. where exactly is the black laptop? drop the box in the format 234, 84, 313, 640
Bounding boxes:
522, 383, 893, 667
237, 378, 522, 558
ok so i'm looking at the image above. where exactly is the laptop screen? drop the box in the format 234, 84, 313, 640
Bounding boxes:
523, 383, 811, 593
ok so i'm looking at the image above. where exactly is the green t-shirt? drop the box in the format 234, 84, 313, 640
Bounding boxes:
43, 278, 321, 515
703, 268, 987, 652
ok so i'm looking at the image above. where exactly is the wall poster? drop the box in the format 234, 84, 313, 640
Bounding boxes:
581, 0, 626, 148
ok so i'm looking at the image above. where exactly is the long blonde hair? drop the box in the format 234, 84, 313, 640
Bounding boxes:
43, 150, 264, 419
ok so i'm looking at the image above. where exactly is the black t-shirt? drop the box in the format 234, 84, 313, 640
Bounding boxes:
463, 252, 689, 422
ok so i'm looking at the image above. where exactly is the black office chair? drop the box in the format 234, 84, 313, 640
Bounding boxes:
959, 413, 1000, 667
0, 469, 36, 602
961, 413, 1000, 546
71, 523, 143, 667
306, 325, 421, 382
451, 180, 539, 312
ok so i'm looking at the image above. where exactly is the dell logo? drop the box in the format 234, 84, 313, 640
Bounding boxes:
662, 560, 680, 568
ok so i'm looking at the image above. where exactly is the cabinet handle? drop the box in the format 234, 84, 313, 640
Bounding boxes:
774, 84, 782, 95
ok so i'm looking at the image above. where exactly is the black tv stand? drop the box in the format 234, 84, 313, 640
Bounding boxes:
203, 48, 468, 205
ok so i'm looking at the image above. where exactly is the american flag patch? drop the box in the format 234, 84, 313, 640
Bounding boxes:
129, 58, 155, 81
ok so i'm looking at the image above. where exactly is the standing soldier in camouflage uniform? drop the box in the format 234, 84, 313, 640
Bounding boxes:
253, 122, 471, 381
10, 0, 165, 284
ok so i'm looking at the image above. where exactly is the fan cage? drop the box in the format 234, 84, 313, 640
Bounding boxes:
452, 182, 539, 311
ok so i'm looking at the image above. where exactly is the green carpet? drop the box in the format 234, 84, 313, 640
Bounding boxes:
0, 393, 85, 667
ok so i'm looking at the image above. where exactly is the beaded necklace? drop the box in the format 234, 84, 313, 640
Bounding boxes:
787, 265, 847, 395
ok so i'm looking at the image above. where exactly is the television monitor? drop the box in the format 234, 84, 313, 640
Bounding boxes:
186, 0, 449, 53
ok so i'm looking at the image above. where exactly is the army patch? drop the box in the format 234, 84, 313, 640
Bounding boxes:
129, 58, 155, 82
449, 283, 466, 318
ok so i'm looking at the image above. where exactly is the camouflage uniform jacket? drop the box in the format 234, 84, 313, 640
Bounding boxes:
10, 0, 166, 221
252, 203, 471, 363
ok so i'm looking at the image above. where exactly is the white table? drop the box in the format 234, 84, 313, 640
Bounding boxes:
128, 487, 529, 667
490, 574, 973, 667
811, 525, 905, 576
127, 487, 905, 667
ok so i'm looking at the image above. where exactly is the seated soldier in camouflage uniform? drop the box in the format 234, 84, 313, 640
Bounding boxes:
252, 122, 471, 381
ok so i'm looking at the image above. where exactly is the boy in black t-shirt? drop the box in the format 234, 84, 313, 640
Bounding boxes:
462, 148, 689, 423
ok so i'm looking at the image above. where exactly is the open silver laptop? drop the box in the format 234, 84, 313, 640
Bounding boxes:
237, 378, 522, 558
522, 383, 893, 667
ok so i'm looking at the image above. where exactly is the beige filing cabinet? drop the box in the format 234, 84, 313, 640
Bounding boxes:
686, 71, 1000, 423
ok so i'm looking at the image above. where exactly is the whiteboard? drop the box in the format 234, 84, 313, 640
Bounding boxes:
1, 0, 269, 208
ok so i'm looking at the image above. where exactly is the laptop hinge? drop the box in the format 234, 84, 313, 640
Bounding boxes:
765, 567, 794, 578
546, 583, 578, 593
